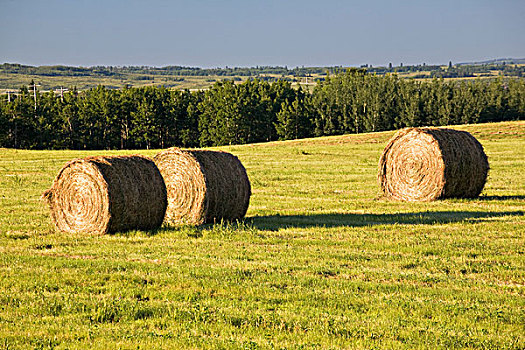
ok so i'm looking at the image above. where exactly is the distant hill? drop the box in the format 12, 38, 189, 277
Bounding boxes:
457, 58, 525, 66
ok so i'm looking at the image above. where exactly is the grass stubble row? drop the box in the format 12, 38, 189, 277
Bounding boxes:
42, 127, 488, 234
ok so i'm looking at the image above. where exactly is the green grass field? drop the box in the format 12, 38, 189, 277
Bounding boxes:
0, 121, 524, 349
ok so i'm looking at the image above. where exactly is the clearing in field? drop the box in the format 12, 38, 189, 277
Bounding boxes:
0, 121, 524, 349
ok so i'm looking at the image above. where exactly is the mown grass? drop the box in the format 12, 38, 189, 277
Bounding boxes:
0, 121, 524, 349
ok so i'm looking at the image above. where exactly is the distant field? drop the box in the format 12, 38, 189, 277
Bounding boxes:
0, 70, 305, 92
1, 64, 522, 93
0, 72, 248, 92
0, 72, 321, 93
0, 121, 524, 349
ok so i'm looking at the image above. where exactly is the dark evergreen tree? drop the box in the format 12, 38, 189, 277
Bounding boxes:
275, 87, 312, 140
0, 72, 524, 150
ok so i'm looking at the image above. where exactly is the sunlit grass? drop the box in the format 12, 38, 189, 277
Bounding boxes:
0, 121, 524, 349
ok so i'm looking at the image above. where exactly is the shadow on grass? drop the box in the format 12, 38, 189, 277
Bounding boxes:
116, 210, 524, 236
136, 220, 257, 238
478, 195, 525, 201
248, 210, 524, 231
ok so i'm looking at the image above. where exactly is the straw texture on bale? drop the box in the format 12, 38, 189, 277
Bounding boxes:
154, 148, 251, 225
42, 155, 167, 234
378, 127, 489, 201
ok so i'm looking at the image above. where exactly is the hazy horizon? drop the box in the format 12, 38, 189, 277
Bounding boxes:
1, 0, 524, 68
2, 58, 525, 70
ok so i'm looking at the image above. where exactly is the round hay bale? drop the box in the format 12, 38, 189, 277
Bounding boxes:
42, 155, 167, 234
153, 148, 251, 225
378, 127, 489, 201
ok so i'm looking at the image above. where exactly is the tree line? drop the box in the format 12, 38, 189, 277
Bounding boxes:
5, 61, 524, 79
1, 70, 524, 150
0, 63, 333, 79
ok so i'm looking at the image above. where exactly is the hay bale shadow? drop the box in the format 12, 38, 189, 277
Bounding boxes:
478, 195, 525, 201
122, 220, 255, 238
250, 210, 524, 231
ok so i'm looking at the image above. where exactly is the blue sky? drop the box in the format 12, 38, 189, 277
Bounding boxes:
1, 0, 524, 68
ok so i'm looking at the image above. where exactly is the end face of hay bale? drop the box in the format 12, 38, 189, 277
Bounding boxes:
378, 127, 489, 201
154, 148, 208, 225
43, 158, 111, 234
43, 155, 167, 234
154, 148, 251, 225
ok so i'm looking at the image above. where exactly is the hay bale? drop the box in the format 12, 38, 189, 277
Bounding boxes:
153, 148, 251, 225
42, 155, 167, 234
378, 127, 489, 201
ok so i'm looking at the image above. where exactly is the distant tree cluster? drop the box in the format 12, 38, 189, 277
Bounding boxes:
2, 62, 524, 80
0, 80, 305, 149
368, 62, 525, 78
1, 71, 524, 149
0, 63, 332, 79
310, 70, 524, 136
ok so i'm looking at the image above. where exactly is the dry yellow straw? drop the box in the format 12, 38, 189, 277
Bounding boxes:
378, 127, 489, 201
154, 148, 251, 225
42, 155, 167, 234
